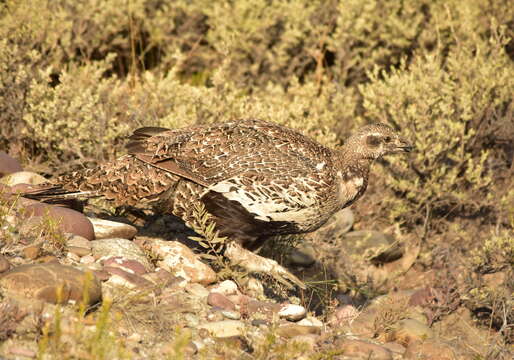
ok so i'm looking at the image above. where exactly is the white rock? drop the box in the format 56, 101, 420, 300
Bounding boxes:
221, 310, 241, 320
66, 252, 81, 262
198, 320, 245, 338
91, 238, 153, 271
106, 274, 137, 289
191, 340, 205, 351
0, 171, 47, 186
79, 255, 96, 264
80, 262, 102, 271
278, 304, 307, 321
185, 283, 210, 298
88, 218, 137, 240
210, 280, 238, 295
298, 317, 323, 328
151, 240, 216, 286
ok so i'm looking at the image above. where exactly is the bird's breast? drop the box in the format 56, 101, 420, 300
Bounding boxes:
337, 174, 367, 208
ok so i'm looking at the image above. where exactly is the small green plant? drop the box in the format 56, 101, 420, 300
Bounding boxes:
470, 232, 514, 273
188, 202, 227, 257
188, 202, 245, 282
165, 327, 192, 360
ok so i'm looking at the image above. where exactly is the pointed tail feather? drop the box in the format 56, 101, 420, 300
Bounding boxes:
21, 185, 101, 203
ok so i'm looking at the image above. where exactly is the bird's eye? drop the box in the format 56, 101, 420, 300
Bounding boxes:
384, 136, 392, 143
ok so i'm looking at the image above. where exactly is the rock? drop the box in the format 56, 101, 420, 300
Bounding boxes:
142, 268, 183, 288
80, 262, 102, 272
67, 246, 91, 257
0, 263, 101, 305
276, 324, 321, 338
103, 256, 147, 275
0, 254, 11, 273
198, 320, 245, 338
39, 255, 60, 264
79, 255, 96, 264
66, 252, 81, 262
297, 317, 323, 328
342, 230, 403, 264
151, 240, 216, 285
103, 266, 154, 289
185, 283, 210, 298
184, 313, 200, 328
0, 152, 23, 176
334, 339, 392, 360
288, 242, 316, 267
227, 294, 250, 307
348, 310, 377, 338
210, 279, 238, 295
22, 245, 40, 260
313, 208, 354, 239
91, 238, 153, 272
0, 171, 47, 186
278, 304, 307, 321
66, 234, 92, 250
403, 339, 457, 360
244, 300, 282, 319
88, 218, 137, 240
23, 203, 95, 240
206, 309, 225, 322
92, 270, 111, 281
66, 233, 93, 257
207, 292, 236, 311
382, 342, 406, 355
221, 310, 241, 320
390, 318, 434, 345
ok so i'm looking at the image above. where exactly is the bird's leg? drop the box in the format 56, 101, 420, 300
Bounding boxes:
224, 242, 306, 290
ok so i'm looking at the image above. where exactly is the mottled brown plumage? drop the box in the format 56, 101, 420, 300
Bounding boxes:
31, 119, 412, 288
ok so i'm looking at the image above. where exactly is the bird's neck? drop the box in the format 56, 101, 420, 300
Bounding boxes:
335, 147, 374, 176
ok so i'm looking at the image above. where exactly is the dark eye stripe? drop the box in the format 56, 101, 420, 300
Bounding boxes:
366, 135, 380, 146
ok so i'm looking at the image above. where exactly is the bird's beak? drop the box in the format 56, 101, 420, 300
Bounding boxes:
395, 137, 414, 153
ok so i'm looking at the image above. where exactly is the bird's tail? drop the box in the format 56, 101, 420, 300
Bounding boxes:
20, 155, 179, 208
21, 185, 100, 203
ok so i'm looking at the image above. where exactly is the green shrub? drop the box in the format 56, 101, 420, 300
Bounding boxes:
360, 22, 513, 224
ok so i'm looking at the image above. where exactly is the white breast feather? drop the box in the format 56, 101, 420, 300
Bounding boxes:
338, 176, 364, 203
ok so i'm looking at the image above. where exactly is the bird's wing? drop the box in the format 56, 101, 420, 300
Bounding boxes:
126, 119, 335, 218
127, 119, 332, 185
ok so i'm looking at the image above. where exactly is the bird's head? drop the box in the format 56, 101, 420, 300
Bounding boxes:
347, 123, 413, 160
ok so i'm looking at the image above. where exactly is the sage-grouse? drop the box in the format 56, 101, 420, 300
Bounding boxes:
29, 119, 412, 288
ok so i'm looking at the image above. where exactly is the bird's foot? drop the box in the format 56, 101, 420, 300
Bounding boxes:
224, 242, 306, 290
